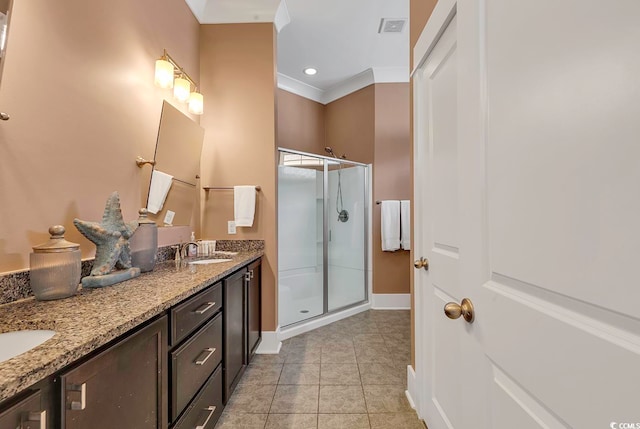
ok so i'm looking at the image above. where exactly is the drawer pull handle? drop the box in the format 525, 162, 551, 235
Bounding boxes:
195, 348, 216, 365
22, 410, 46, 429
249, 269, 254, 279
195, 405, 217, 429
68, 383, 87, 410
194, 301, 216, 315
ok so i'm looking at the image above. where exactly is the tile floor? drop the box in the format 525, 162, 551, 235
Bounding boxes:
215, 310, 425, 429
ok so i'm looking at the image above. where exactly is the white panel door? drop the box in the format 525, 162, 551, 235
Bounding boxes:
414, 0, 640, 427
413, 13, 465, 429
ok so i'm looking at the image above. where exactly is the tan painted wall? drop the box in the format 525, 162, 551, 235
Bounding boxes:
277, 89, 325, 155
373, 83, 411, 294
325, 86, 375, 164
410, 0, 439, 367
0, 0, 199, 273
199, 24, 278, 332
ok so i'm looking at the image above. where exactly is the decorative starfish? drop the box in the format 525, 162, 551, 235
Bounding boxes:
73, 192, 138, 276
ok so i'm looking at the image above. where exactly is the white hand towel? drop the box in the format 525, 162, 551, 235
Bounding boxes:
147, 170, 173, 214
381, 200, 401, 251
400, 200, 411, 250
234, 185, 256, 227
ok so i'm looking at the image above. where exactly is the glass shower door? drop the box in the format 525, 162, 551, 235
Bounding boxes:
277, 153, 325, 326
326, 162, 367, 311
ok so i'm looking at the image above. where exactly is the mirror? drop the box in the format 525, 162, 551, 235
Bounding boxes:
0, 0, 11, 84
146, 101, 204, 227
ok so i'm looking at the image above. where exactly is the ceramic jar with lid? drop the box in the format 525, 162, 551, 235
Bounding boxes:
130, 208, 158, 273
30, 225, 81, 300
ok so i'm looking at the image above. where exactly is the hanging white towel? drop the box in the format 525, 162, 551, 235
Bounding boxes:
400, 200, 411, 250
234, 185, 256, 227
381, 200, 401, 251
147, 170, 173, 214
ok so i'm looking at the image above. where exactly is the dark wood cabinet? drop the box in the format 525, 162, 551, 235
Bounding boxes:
60, 316, 168, 429
0, 384, 53, 429
168, 277, 225, 427
170, 313, 222, 421
246, 259, 262, 363
2, 256, 262, 429
222, 269, 246, 403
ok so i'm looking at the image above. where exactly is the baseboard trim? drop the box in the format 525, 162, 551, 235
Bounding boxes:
255, 327, 282, 354
372, 293, 411, 309
406, 364, 418, 410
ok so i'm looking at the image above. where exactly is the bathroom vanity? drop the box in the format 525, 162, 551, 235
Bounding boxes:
0, 250, 262, 429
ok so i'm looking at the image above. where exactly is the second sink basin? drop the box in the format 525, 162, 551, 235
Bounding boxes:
188, 258, 233, 265
0, 330, 56, 363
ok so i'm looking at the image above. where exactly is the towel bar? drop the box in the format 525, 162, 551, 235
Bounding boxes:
203, 186, 261, 191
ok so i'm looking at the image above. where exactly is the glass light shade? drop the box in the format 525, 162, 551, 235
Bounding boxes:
188, 92, 204, 115
154, 59, 174, 88
173, 77, 191, 102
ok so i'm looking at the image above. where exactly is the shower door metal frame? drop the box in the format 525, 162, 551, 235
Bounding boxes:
323, 160, 329, 314
278, 148, 370, 327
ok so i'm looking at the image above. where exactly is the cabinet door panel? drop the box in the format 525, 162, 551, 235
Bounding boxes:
223, 269, 246, 403
247, 260, 261, 361
60, 316, 167, 429
0, 390, 44, 429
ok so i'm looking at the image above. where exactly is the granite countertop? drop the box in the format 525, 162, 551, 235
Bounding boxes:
0, 250, 263, 402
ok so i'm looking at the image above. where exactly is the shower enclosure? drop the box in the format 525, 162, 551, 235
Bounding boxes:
278, 148, 369, 327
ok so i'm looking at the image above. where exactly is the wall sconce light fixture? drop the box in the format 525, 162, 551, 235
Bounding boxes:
154, 50, 204, 115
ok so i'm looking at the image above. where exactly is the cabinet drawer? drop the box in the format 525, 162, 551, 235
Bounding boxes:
0, 390, 46, 429
171, 283, 221, 346
172, 366, 223, 429
171, 313, 222, 422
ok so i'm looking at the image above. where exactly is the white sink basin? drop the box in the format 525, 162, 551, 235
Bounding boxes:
0, 330, 56, 363
188, 258, 234, 265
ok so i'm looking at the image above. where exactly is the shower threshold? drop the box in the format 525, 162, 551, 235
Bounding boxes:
279, 300, 371, 341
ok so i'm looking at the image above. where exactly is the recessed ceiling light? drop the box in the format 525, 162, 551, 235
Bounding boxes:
303, 67, 317, 76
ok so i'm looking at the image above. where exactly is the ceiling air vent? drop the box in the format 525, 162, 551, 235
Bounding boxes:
378, 18, 407, 34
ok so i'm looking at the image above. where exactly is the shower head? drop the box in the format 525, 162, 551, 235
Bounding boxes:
324, 146, 347, 160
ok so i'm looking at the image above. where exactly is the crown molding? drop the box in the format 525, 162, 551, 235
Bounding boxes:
274, 1, 290, 33
277, 66, 408, 105
372, 66, 409, 83
321, 69, 375, 104
277, 73, 325, 103
187, 0, 289, 32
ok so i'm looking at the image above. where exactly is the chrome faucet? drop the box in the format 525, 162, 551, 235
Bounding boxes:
173, 242, 199, 261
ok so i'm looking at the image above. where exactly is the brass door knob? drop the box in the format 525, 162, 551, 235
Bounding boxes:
444, 298, 475, 323
414, 257, 429, 270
